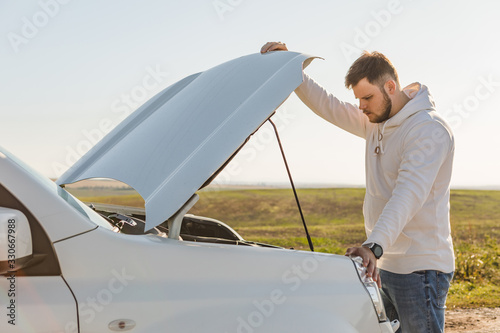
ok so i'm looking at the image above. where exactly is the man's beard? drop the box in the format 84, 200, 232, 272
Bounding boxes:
371, 89, 392, 123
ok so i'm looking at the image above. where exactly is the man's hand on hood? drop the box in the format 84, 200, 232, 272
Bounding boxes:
261, 41, 288, 53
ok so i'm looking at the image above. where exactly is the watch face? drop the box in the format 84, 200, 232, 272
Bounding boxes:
373, 246, 383, 258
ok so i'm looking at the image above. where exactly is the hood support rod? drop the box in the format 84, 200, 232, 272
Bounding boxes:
167, 194, 199, 239
268, 118, 314, 252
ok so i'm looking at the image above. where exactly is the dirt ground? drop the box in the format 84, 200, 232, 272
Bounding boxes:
446, 308, 500, 332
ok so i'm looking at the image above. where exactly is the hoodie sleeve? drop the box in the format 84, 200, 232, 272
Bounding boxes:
295, 73, 370, 139
364, 117, 455, 251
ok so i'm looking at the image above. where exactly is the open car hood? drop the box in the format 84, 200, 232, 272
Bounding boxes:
57, 51, 317, 230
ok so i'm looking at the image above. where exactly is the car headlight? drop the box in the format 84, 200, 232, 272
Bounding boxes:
351, 256, 388, 322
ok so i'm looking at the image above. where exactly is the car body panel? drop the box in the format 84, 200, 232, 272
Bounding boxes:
0, 276, 77, 332
56, 51, 317, 231
53, 227, 380, 332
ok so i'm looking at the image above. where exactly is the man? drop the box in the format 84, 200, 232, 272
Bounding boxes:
261, 42, 455, 333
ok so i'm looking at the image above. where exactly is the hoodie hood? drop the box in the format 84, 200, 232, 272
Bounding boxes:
375, 82, 434, 154
57, 52, 317, 231
384, 82, 435, 129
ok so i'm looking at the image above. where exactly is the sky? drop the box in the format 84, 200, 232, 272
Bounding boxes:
1, 0, 499, 189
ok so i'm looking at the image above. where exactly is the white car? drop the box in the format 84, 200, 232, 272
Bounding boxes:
0, 51, 398, 332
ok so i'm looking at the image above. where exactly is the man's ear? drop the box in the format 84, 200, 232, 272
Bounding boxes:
385, 80, 397, 95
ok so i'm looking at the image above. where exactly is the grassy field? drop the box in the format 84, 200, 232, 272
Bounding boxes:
73, 187, 500, 308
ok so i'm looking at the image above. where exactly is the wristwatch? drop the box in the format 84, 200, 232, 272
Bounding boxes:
364, 243, 383, 259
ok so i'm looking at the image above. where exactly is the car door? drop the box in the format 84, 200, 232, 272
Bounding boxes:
0, 276, 78, 332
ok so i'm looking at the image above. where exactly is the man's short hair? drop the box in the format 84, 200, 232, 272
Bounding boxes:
345, 51, 400, 89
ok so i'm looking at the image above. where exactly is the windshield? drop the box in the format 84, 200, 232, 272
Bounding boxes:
55, 186, 114, 230
0, 146, 114, 230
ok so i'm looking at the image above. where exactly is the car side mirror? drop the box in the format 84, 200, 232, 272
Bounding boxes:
0, 207, 33, 275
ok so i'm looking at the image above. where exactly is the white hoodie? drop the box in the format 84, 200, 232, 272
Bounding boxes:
295, 74, 455, 274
